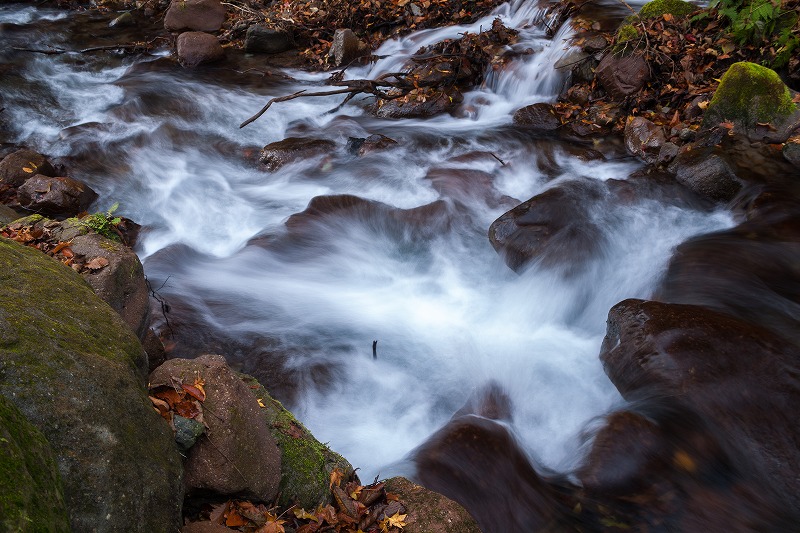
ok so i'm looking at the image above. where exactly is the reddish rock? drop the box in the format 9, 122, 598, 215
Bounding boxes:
150, 355, 282, 502
0, 149, 55, 187
259, 137, 336, 171
176, 31, 225, 67
375, 90, 461, 119
164, 0, 226, 32
17, 175, 97, 217
624, 116, 665, 164
595, 53, 650, 100
357, 133, 397, 156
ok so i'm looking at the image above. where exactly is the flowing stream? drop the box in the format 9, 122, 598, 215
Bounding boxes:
0, 0, 733, 482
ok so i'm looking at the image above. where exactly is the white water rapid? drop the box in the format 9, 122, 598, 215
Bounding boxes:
1, 0, 732, 481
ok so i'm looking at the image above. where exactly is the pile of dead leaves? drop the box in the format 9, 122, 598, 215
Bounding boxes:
1, 220, 111, 274
555, 0, 800, 138
149, 375, 207, 426
186, 471, 410, 533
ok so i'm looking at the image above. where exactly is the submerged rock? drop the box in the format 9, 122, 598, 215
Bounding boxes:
668, 147, 741, 202
0, 238, 183, 532
0, 395, 70, 532
512, 103, 561, 131
259, 137, 337, 171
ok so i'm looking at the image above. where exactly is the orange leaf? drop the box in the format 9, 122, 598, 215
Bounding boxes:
329, 467, 344, 489
174, 399, 201, 419
182, 383, 206, 402
226, 509, 248, 527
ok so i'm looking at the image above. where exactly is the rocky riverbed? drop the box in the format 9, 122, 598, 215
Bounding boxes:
1, 0, 800, 531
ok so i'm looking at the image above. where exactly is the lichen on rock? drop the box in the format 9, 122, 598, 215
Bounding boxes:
0, 394, 70, 532
239, 374, 357, 509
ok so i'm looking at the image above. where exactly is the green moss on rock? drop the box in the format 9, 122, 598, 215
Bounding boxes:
638, 0, 696, 19
240, 374, 356, 509
617, 24, 639, 42
0, 238, 182, 532
0, 395, 70, 533
703, 62, 797, 130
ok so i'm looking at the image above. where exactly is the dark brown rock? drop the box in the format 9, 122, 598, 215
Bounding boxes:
176, 31, 225, 67
784, 139, 800, 168
164, 0, 226, 32
244, 25, 293, 54
375, 90, 461, 119
488, 179, 606, 272
150, 355, 282, 502
0, 149, 55, 187
259, 137, 336, 171
595, 53, 650, 100
512, 103, 561, 131
554, 49, 596, 84
425, 167, 511, 209
17, 175, 97, 217
624, 116, 664, 164
600, 299, 800, 508
357, 133, 397, 156
383, 477, 481, 533
667, 147, 742, 202
329, 28, 368, 66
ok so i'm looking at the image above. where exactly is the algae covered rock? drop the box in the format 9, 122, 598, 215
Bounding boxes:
240, 374, 356, 509
0, 394, 70, 533
703, 61, 799, 140
638, 0, 696, 19
383, 477, 481, 533
0, 238, 182, 532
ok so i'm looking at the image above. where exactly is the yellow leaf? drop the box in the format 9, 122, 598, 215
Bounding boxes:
379, 511, 407, 531
22, 166, 34, 173
257, 398, 266, 408
293, 508, 319, 522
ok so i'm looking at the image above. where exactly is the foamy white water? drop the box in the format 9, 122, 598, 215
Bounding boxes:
0, 1, 732, 479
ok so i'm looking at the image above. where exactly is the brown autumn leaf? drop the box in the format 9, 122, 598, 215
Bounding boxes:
85, 256, 110, 271
294, 508, 320, 522
174, 398, 201, 419
149, 396, 171, 418
256, 521, 285, 533
153, 387, 184, 408
226, 507, 248, 527
182, 382, 206, 402
316, 504, 337, 525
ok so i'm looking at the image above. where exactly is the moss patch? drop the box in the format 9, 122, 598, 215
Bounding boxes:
0, 238, 182, 532
239, 374, 355, 509
703, 61, 797, 129
638, 0, 696, 19
0, 395, 70, 532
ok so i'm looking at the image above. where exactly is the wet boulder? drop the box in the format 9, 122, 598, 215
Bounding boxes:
382, 477, 481, 533
329, 28, 369, 66
624, 116, 664, 164
245, 25, 293, 54
488, 179, 606, 272
259, 137, 337, 171
554, 49, 596, 85
595, 53, 650, 100
425, 167, 513, 209
0, 395, 70, 532
150, 355, 282, 502
0, 148, 55, 187
17, 174, 97, 217
702, 62, 800, 142
512, 103, 561, 131
783, 138, 800, 168
375, 90, 462, 119
600, 298, 800, 509
177, 31, 225, 67
164, 0, 226, 32
354, 133, 398, 156
0, 238, 183, 532
667, 147, 741, 202
240, 374, 356, 509
0, 204, 19, 224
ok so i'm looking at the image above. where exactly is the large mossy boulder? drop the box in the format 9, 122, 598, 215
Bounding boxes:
240, 374, 356, 509
638, 0, 696, 19
0, 238, 183, 532
703, 61, 799, 140
0, 394, 70, 532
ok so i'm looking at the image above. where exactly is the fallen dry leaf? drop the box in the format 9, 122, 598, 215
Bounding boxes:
85, 256, 109, 271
